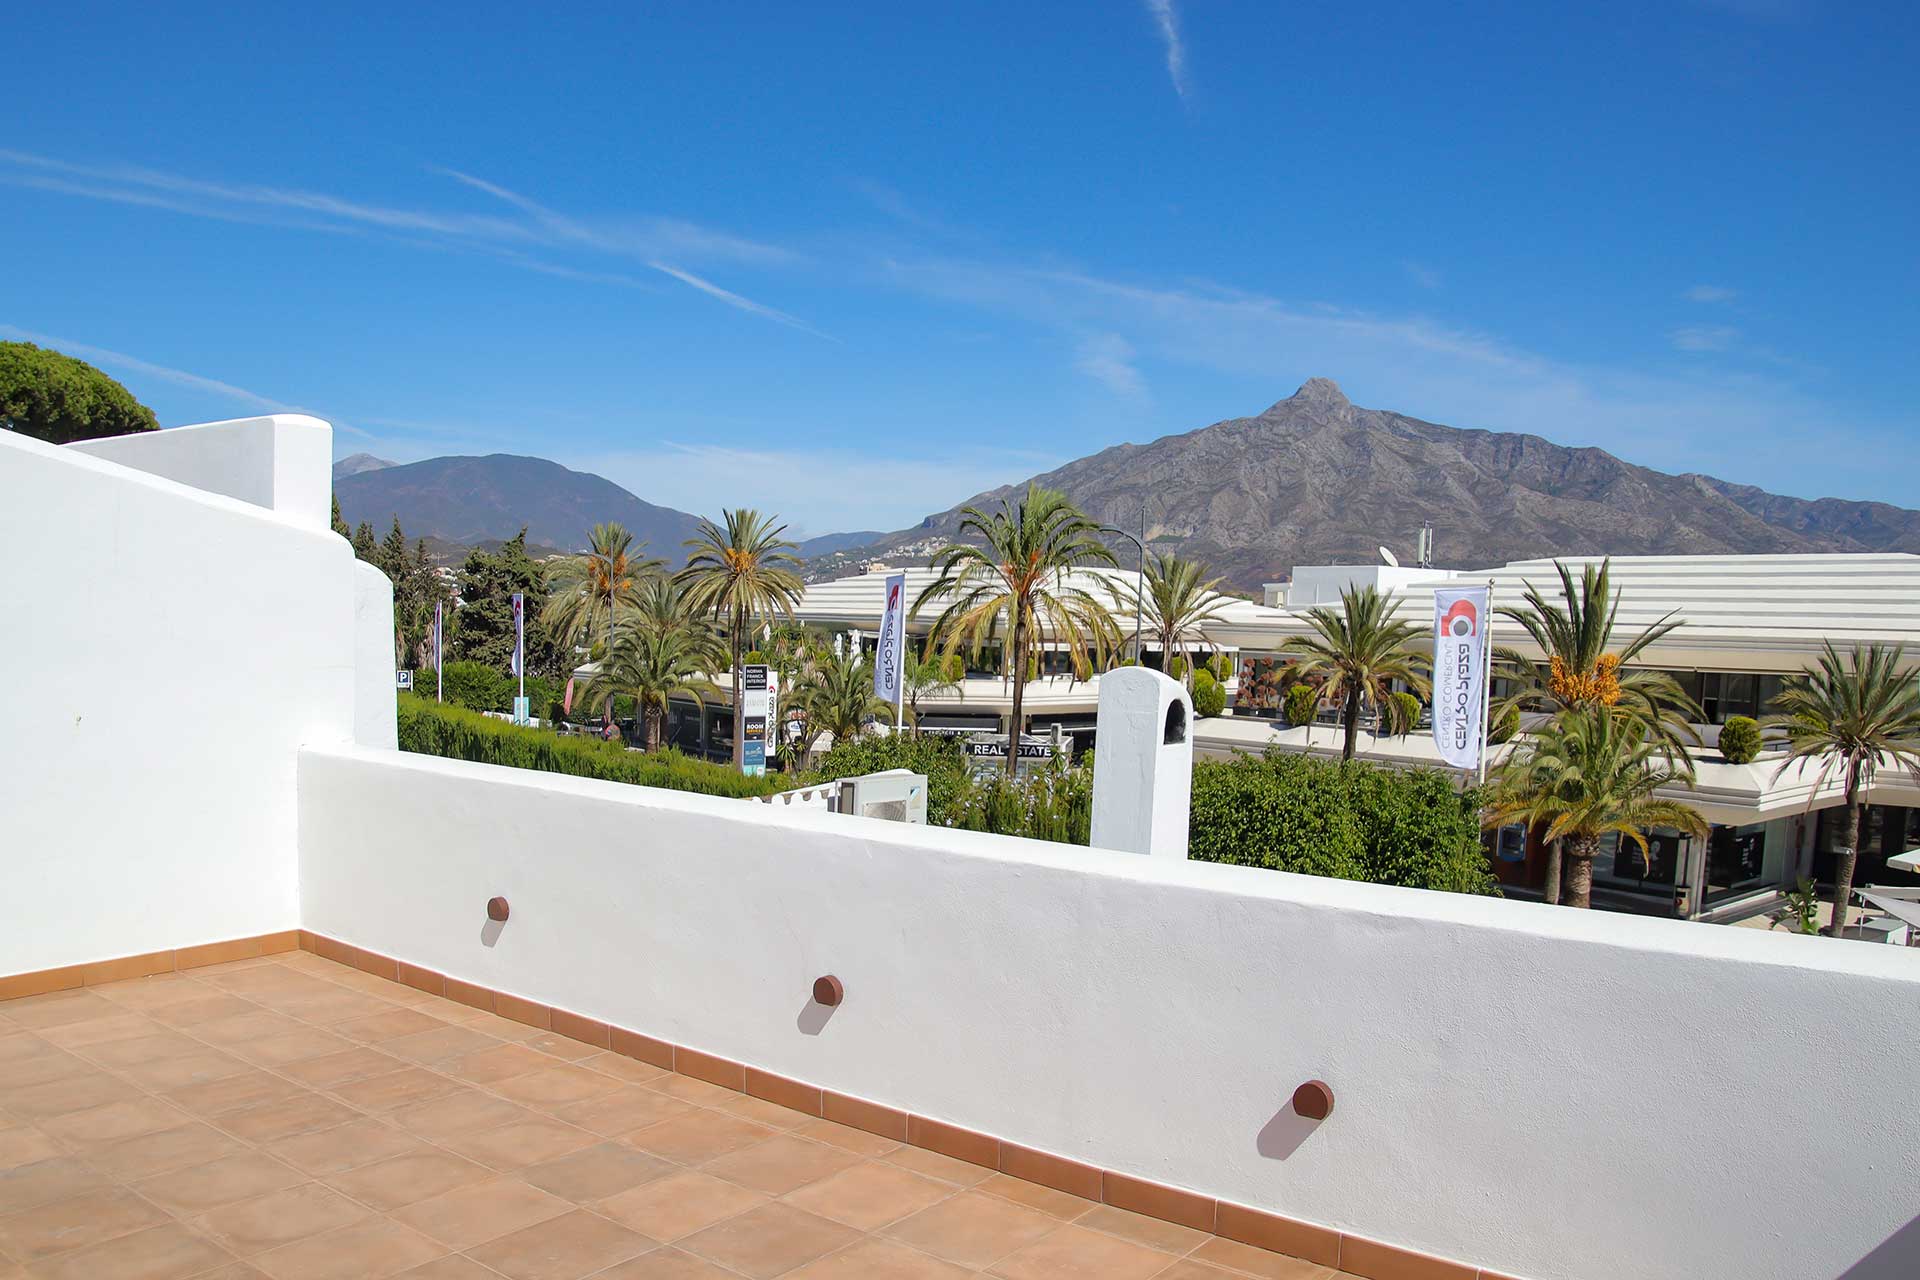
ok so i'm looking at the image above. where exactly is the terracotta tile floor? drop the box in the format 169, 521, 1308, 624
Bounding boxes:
0, 952, 1352, 1279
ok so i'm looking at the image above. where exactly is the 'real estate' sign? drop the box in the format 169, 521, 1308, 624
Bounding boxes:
1432, 585, 1491, 771
741, 664, 771, 777
966, 740, 1055, 761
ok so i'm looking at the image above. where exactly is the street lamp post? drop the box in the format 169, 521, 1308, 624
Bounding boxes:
1102, 504, 1148, 664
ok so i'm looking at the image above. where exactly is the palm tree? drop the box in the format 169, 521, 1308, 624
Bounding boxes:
914, 484, 1119, 776
794, 652, 892, 768
676, 510, 804, 768
1108, 551, 1234, 685
902, 651, 962, 733
543, 523, 662, 659
582, 627, 723, 751
1765, 643, 1920, 937
1282, 584, 1431, 761
1486, 707, 1709, 908
1495, 558, 1700, 770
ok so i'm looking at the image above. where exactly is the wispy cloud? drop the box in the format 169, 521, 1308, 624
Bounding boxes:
1403, 261, 1443, 291
1144, 0, 1190, 99
1670, 324, 1740, 352
1075, 333, 1147, 397
1684, 284, 1739, 303
0, 150, 818, 333
438, 166, 824, 333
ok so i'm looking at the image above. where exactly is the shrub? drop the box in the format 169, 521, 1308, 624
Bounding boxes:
1188, 751, 1496, 893
1193, 673, 1226, 718
1209, 653, 1233, 683
1389, 691, 1422, 736
1718, 715, 1762, 764
440, 661, 508, 712
397, 695, 779, 798
1488, 704, 1520, 745
1284, 683, 1319, 727
941, 652, 967, 683
743, 650, 767, 665
1168, 655, 1188, 681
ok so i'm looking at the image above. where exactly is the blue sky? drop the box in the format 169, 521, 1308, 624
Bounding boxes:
5, 1, 1916, 537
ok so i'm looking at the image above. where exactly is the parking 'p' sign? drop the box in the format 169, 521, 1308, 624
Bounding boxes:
396, 670, 413, 690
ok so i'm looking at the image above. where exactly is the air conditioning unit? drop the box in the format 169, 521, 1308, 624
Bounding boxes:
834, 769, 928, 825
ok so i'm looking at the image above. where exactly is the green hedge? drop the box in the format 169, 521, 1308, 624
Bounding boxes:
1188, 750, 1496, 894
396, 695, 779, 798
435, 660, 561, 717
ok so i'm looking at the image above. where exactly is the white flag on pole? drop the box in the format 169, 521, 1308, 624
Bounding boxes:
873, 572, 907, 705
1431, 585, 1491, 770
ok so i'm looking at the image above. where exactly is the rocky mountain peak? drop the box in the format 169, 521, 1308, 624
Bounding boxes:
1268, 377, 1351, 416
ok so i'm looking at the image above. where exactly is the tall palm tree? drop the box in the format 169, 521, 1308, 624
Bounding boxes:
1486, 707, 1709, 909
794, 652, 893, 768
1495, 558, 1700, 769
676, 510, 804, 768
914, 484, 1119, 776
1282, 584, 1431, 762
1765, 642, 1920, 937
542, 523, 662, 659
1108, 551, 1234, 685
582, 626, 723, 752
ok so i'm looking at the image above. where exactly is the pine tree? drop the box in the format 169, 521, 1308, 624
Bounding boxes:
330, 494, 350, 540
351, 521, 377, 562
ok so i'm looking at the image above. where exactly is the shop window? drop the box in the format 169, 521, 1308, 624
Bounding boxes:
1706, 824, 1769, 900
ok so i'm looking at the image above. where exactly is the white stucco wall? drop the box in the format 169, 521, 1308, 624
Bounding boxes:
353, 561, 399, 751
0, 424, 363, 969
298, 744, 1920, 1280
67, 414, 334, 532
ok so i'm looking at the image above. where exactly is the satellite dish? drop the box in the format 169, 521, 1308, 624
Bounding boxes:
1379, 545, 1401, 568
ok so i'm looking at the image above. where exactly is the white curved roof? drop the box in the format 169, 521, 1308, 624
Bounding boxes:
796, 553, 1920, 672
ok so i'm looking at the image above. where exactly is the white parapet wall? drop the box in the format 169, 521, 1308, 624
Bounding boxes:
0, 419, 386, 971
299, 743, 1920, 1280
68, 414, 335, 532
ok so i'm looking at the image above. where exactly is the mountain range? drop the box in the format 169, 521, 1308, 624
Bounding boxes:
815, 378, 1920, 588
330, 380, 1920, 587
333, 454, 702, 561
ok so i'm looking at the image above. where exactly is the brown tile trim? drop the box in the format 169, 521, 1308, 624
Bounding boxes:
822, 1091, 908, 1141
550, 1009, 610, 1049
1000, 1142, 1103, 1201
283, 933, 1503, 1280
395, 962, 445, 997
1477, 1272, 1527, 1280
0, 930, 300, 1002
0, 964, 83, 1002
78, 950, 174, 986
609, 1026, 674, 1070
907, 1115, 1000, 1170
675, 1047, 745, 1091
177, 932, 300, 969
744, 1068, 823, 1117
1338, 1235, 1479, 1280
1104, 1172, 1217, 1233
442, 977, 495, 1013
1216, 1201, 1342, 1268
494, 992, 552, 1031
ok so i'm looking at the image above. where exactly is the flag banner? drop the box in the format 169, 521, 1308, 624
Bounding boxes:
1432, 585, 1491, 770
874, 572, 907, 704
563, 676, 575, 716
510, 592, 525, 677
433, 601, 444, 694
